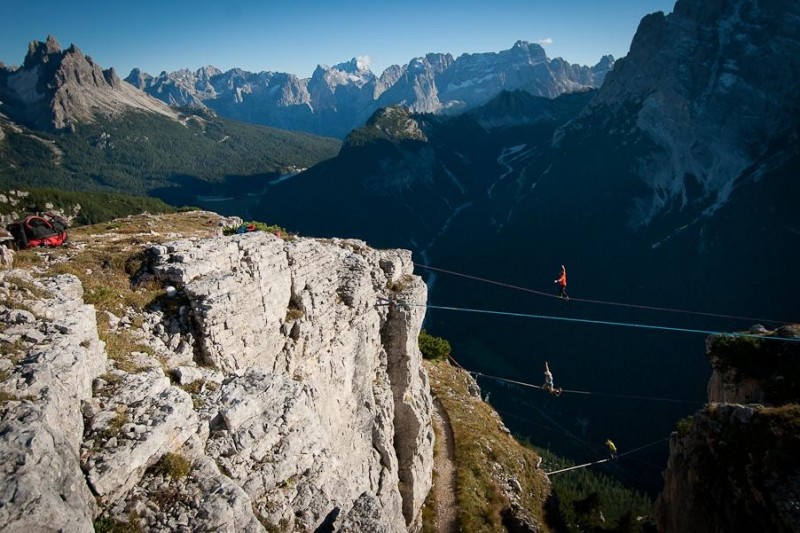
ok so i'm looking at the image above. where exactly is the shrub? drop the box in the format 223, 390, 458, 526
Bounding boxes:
419, 330, 451, 360
153, 452, 192, 481
676, 416, 694, 438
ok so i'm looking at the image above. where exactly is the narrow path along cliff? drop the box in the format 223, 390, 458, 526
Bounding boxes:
431, 398, 457, 533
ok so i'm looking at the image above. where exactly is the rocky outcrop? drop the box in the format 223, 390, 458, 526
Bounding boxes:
0, 225, 434, 532
706, 325, 800, 405
0, 271, 105, 531
656, 403, 800, 533
655, 325, 800, 533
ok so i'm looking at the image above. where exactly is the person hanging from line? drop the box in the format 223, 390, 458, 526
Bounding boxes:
554, 264, 568, 300
605, 438, 617, 459
543, 361, 563, 396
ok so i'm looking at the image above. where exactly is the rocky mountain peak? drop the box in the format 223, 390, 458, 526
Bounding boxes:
332, 56, 373, 74
344, 105, 428, 148
0, 35, 177, 131
509, 40, 548, 63
586, 0, 800, 227
22, 34, 62, 68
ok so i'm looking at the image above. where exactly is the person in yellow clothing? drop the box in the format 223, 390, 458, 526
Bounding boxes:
605, 438, 617, 459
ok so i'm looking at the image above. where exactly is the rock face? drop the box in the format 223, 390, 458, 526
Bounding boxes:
0, 272, 105, 532
655, 326, 800, 533
706, 325, 800, 405
125, 40, 612, 138
572, 0, 800, 229
0, 35, 177, 131
0, 229, 434, 532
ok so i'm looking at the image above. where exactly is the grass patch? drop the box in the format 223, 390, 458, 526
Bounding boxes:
0, 335, 29, 363
181, 380, 205, 395
97, 323, 150, 373
8, 249, 42, 267
5, 274, 50, 299
675, 416, 694, 438
285, 307, 304, 322
425, 359, 550, 532
153, 452, 192, 481
0, 295, 37, 317
92, 404, 130, 444
93, 514, 143, 533
36, 211, 226, 315
386, 275, 413, 294
0, 391, 21, 405
149, 452, 193, 510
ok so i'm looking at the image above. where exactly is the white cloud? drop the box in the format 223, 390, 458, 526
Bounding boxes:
538, 38, 553, 46
356, 55, 371, 70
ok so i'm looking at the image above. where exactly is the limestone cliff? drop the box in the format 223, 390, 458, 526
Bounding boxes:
655, 326, 800, 533
0, 212, 434, 532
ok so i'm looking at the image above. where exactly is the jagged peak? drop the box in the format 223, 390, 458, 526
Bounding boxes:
332, 56, 373, 74
23, 34, 63, 68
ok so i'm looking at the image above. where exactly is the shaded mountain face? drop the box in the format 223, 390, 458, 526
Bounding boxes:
0, 35, 177, 131
500, 0, 800, 319
254, 0, 799, 495
254, 91, 595, 253
125, 41, 612, 138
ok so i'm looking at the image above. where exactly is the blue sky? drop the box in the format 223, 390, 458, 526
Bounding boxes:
0, 0, 675, 78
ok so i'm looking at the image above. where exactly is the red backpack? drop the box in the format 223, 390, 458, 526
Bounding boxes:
6, 214, 68, 249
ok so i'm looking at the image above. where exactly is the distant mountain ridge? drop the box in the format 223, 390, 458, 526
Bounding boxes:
125, 41, 613, 138
0, 36, 342, 194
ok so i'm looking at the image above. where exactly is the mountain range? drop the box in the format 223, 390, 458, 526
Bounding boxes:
0, 0, 798, 501
125, 41, 613, 138
253, 0, 800, 494
0, 35, 341, 194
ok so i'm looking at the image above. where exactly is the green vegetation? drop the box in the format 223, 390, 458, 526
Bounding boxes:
675, 416, 694, 438
153, 452, 192, 481
708, 334, 767, 377
222, 220, 288, 237
535, 447, 655, 532
425, 358, 657, 532
0, 110, 340, 197
425, 359, 550, 532
419, 331, 451, 360
93, 514, 143, 533
0, 188, 177, 225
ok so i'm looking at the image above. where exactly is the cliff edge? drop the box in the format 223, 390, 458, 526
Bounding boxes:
0, 212, 434, 532
655, 325, 800, 533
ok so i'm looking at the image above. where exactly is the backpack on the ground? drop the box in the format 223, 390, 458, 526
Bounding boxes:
6, 214, 69, 249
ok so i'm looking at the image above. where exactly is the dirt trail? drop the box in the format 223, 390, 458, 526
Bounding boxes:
431, 398, 458, 533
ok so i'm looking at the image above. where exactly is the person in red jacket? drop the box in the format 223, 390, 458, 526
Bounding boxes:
554, 264, 568, 300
